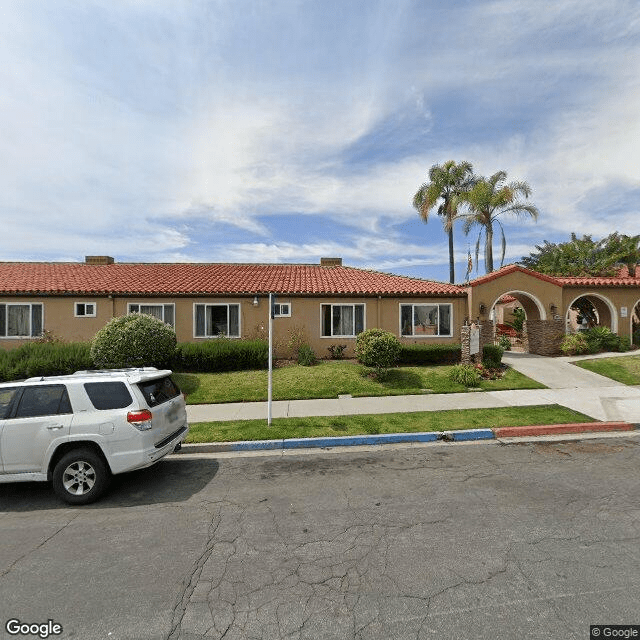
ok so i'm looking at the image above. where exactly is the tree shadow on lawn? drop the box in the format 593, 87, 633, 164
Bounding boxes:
375, 368, 425, 391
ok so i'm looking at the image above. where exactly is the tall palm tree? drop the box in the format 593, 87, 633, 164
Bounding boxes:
459, 170, 539, 273
413, 160, 475, 284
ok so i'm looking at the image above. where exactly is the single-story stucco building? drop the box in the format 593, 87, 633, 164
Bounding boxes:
1, 257, 638, 356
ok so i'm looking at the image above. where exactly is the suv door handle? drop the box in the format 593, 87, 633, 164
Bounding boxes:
46, 424, 65, 431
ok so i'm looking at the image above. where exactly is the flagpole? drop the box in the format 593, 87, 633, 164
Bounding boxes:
268, 293, 273, 426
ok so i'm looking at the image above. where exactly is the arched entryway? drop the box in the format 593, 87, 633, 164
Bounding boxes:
631, 299, 640, 347
489, 290, 547, 353
565, 293, 617, 334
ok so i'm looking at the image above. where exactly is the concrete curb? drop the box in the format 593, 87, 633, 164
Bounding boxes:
180, 422, 639, 454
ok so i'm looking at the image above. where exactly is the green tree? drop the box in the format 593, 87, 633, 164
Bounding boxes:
519, 233, 640, 276
460, 170, 538, 273
413, 160, 475, 284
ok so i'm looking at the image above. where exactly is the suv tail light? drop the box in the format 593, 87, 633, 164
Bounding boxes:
127, 409, 153, 431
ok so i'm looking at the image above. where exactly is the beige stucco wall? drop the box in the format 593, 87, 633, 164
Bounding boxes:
469, 272, 563, 324
0, 294, 467, 357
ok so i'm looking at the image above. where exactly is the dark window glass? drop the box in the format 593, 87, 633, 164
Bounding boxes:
0, 304, 5, 336
15, 385, 72, 418
84, 382, 133, 410
0, 387, 19, 419
137, 376, 180, 407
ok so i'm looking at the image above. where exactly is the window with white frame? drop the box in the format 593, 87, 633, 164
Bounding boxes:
0, 303, 43, 338
128, 303, 175, 328
400, 303, 452, 337
273, 302, 291, 317
75, 302, 96, 317
194, 303, 240, 338
321, 304, 365, 337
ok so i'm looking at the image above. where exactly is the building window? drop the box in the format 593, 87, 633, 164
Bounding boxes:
400, 303, 452, 337
0, 303, 43, 338
321, 304, 365, 337
75, 302, 96, 317
194, 304, 240, 338
128, 303, 175, 328
273, 302, 291, 317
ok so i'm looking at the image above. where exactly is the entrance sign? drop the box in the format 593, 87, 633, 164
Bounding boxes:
621, 307, 628, 318
470, 324, 480, 355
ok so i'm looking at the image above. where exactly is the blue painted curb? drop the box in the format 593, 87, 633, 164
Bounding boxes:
182, 431, 443, 453
448, 429, 495, 441
282, 432, 441, 449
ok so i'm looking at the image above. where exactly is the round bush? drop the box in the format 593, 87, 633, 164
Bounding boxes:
91, 314, 177, 369
355, 329, 401, 370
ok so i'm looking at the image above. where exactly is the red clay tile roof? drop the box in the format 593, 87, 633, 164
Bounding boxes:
0, 262, 465, 297
468, 264, 562, 287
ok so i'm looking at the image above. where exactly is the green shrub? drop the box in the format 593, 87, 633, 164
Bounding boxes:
560, 333, 594, 356
173, 339, 268, 372
327, 344, 347, 359
497, 335, 512, 351
398, 343, 462, 365
297, 344, 317, 366
355, 329, 401, 371
584, 327, 627, 352
448, 364, 482, 386
482, 344, 504, 368
91, 314, 177, 369
0, 342, 93, 381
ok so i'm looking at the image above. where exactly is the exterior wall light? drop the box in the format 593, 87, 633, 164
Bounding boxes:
479, 303, 486, 314
253, 296, 259, 306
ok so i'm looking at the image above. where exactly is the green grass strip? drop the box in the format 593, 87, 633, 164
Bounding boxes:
574, 356, 640, 385
174, 362, 544, 405
185, 404, 594, 444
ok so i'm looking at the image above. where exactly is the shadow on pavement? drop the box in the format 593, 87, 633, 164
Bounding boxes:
0, 456, 220, 512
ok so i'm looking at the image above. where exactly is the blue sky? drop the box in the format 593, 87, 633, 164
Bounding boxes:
1, 0, 639, 283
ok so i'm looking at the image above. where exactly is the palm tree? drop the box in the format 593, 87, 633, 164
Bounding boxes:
459, 170, 539, 274
413, 160, 475, 284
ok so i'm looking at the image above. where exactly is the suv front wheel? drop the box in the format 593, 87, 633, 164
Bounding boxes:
52, 449, 111, 505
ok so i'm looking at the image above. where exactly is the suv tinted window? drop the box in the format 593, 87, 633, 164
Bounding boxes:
84, 382, 133, 410
137, 376, 180, 408
0, 387, 19, 419
15, 385, 72, 418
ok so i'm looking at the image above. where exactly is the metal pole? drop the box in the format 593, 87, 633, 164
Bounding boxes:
268, 293, 273, 426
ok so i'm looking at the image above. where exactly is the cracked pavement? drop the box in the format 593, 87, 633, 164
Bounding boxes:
1, 437, 640, 639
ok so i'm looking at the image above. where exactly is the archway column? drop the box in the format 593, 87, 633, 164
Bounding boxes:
525, 319, 565, 355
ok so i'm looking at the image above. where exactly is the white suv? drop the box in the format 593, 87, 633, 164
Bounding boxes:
0, 368, 188, 504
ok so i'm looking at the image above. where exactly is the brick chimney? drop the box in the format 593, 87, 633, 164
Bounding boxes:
85, 256, 115, 265
320, 257, 342, 267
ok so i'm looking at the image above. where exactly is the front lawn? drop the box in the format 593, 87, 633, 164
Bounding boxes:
185, 404, 594, 443
573, 355, 640, 385
173, 360, 544, 405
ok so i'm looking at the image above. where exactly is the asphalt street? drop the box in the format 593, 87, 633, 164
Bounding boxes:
1, 436, 640, 640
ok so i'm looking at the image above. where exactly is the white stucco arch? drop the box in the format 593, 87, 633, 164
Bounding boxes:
489, 290, 547, 321
566, 292, 618, 333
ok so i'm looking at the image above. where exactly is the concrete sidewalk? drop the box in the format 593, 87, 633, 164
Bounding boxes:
186, 351, 640, 425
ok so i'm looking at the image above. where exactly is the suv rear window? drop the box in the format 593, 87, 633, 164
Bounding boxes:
84, 382, 133, 410
137, 376, 181, 408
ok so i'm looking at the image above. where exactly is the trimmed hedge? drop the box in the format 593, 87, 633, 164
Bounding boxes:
172, 339, 269, 373
0, 342, 93, 382
398, 343, 462, 365
482, 344, 504, 367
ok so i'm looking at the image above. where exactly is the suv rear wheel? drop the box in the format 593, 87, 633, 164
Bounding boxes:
52, 449, 111, 505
